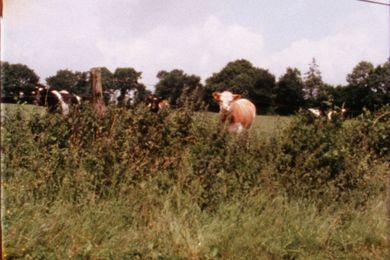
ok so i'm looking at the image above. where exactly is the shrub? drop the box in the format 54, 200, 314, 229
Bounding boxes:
269, 108, 388, 206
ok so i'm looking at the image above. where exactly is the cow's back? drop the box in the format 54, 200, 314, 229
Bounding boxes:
230, 99, 256, 129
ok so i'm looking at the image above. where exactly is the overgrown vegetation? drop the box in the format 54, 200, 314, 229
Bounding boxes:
2, 103, 389, 259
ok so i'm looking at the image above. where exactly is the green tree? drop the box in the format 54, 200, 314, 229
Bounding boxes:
46, 69, 79, 92
1, 61, 40, 100
205, 59, 275, 113
101, 67, 114, 90
303, 58, 323, 106
72, 71, 90, 97
346, 61, 374, 86
155, 69, 203, 108
274, 68, 305, 115
113, 67, 142, 90
251, 68, 276, 114
370, 61, 390, 106
343, 61, 377, 113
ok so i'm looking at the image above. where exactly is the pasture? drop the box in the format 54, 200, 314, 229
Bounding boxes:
1, 103, 388, 259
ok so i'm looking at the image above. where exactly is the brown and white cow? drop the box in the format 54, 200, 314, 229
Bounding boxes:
145, 95, 170, 112
212, 91, 256, 133
33, 86, 81, 115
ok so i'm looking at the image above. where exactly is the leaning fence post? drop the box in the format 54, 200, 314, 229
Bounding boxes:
90, 67, 105, 116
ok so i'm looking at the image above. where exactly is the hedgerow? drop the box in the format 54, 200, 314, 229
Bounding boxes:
2, 103, 388, 209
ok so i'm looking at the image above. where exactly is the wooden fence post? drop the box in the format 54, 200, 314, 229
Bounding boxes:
90, 67, 105, 116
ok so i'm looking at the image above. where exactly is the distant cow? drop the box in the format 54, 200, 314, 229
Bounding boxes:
1, 87, 39, 104
1, 91, 18, 104
308, 108, 322, 117
145, 95, 170, 112
105, 88, 137, 106
326, 106, 347, 121
308, 105, 346, 121
212, 91, 256, 133
33, 86, 81, 115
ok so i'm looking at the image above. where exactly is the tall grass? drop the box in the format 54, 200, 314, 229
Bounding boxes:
2, 103, 389, 259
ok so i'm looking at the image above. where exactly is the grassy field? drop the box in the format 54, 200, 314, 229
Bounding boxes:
1, 103, 388, 259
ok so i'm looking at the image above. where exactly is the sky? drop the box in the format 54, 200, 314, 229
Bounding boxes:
3, 0, 389, 89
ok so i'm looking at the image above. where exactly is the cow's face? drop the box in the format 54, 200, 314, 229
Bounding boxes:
106, 89, 121, 104
124, 89, 137, 105
145, 95, 162, 112
25, 86, 46, 105
213, 91, 241, 113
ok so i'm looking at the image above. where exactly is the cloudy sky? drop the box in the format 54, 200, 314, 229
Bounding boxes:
3, 0, 389, 89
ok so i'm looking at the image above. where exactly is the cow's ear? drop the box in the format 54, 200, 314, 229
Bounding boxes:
232, 94, 241, 100
212, 92, 221, 101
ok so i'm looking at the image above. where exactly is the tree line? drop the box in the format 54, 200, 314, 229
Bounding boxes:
1, 58, 389, 115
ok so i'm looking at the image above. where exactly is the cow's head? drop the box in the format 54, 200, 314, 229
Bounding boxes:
124, 89, 137, 106
212, 91, 241, 113
145, 95, 163, 112
25, 85, 49, 106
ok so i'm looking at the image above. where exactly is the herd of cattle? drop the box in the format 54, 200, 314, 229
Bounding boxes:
2, 86, 347, 133
1, 84, 170, 115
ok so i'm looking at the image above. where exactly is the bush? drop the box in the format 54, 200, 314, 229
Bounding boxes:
269, 108, 388, 206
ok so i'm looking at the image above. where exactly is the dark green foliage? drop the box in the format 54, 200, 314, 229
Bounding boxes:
46, 69, 80, 92
1, 61, 40, 101
345, 106, 390, 158
155, 69, 205, 109
341, 61, 390, 114
113, 67, 143, 90
270, 108, 388, 206
274, 68, 305, 115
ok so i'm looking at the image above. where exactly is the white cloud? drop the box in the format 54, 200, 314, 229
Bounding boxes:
280, 4, 385, 85
265, 8, 388, 85
97, 15, 265, 86
3, 0, 388, 88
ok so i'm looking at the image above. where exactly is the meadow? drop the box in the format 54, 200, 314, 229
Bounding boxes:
1, 103, 389, 259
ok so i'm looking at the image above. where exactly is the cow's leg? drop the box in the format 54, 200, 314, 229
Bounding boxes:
228, 123, 244, 133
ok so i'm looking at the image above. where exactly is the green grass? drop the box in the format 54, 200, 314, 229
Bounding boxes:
198, 111, 292, 137
3, 185, 387, 259
1, 103, 45, 118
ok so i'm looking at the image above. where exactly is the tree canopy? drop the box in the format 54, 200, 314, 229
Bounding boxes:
1, 61, 39, 100
274, 68, 305, 115
155, 69, 204, 108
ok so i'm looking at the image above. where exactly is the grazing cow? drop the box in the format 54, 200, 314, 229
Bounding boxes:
212, 91, 256, 133
308, 106, 346, 121
123, 89, 137, 106
327, 107, 347, 120
33, 86, 81, 115
1, 91, 18, 103
144, 95, 170, 112
308, 108, 323, 117
1, 87, 38, 104
105, 89, 121, 105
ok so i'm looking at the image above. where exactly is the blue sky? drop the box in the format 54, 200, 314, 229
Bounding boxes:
3, 0, 389, 88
